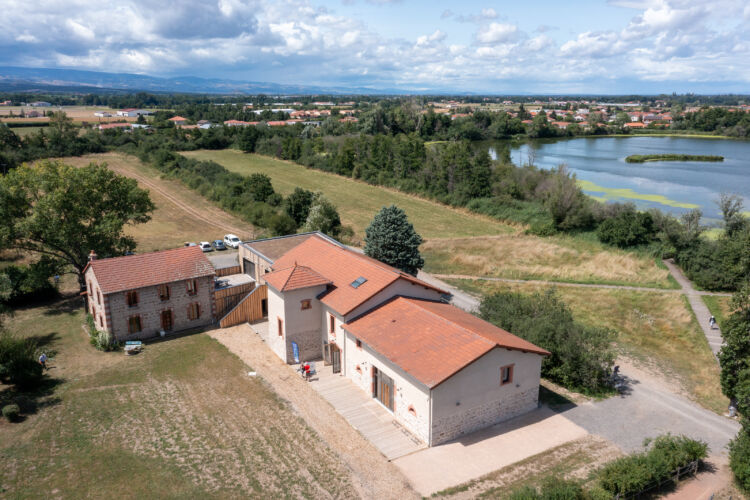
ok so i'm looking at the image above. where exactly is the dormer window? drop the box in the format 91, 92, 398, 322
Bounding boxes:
350, 277, 367, 288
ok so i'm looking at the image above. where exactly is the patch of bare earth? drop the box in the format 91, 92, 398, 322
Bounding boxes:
209, 325, 418, 500
434, 435, 622, 499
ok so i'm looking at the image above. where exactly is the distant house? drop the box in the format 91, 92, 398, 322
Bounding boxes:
197, 120, 213, 129
29, 101, 51, 107
624, 122, 647, 128
223, 120, 251, 127
94, 111, 112, 118
0, 100, 12, 106
116, 109, 153, 117
98, 122, 132, 131
168, 116, 188, 126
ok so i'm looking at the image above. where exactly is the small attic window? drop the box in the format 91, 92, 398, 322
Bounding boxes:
350, 277, 367, 288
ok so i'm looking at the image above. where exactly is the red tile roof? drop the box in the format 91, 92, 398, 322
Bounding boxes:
85, 246, 214, 294
265, 264, 332, 292
344, 297, 549, 388
168, 116, 187, 122
271, 235, 446, 316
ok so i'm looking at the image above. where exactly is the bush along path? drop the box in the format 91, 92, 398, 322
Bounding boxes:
662, 259, 725, 358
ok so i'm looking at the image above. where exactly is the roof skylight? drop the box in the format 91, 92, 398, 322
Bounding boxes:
350, 277, 367, 288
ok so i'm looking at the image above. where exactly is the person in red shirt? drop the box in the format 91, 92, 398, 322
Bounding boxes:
303, 363, 311, 381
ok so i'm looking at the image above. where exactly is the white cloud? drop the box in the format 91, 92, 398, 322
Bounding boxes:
476, 23, 518, 44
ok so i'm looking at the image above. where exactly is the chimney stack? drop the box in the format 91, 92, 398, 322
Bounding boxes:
89, 250, 97, 261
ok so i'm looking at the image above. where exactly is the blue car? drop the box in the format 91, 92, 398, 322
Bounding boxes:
212, 239, 227, 251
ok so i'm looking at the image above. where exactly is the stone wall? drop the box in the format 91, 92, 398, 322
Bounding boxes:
105, 275, 215, 341
431, 387, 538, 445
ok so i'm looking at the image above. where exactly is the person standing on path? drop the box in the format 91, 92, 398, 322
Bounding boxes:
38, 352, 47, 370
709, 315, 716, 329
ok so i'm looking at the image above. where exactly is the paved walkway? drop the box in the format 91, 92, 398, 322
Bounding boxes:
306, 363, 426, 460
393, 407, 589, 496
662, 259, 725, 357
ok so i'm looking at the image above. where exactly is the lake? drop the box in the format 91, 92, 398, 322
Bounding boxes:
485, 136, 750, 222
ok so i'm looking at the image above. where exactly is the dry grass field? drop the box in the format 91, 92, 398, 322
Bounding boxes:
0, 105, 147, 124
59, 153, 258, 252
423, 234, 675, 288
182, 149, 516, 240
448, 279, 727, 414
0, 300, 358, 498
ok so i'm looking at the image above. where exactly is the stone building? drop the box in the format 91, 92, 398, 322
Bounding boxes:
241, 233, 549, 445
83, 246, 216, 341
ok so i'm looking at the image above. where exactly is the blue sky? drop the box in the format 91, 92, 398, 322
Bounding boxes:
1, 0, 749, 93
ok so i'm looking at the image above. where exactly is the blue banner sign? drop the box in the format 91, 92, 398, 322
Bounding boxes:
291, 341, 300, 364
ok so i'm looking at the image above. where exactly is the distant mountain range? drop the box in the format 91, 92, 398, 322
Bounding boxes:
0, 66, 421, 95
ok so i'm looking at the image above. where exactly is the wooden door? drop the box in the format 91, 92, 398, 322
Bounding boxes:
373, 367, 394, 411
331, 343, 341, 374
160, 309, 173, 331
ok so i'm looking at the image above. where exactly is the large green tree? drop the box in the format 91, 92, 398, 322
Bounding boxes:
364, 205, 424, 276
303, 193, 342, 237
0, 160, 154, 294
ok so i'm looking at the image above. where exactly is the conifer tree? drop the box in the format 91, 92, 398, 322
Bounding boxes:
364, 205, 423, 276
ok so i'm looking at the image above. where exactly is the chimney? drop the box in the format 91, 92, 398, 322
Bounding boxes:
89, 250, 97, 261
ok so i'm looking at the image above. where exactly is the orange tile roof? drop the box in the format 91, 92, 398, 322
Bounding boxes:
168, 116, 187, 121
271, 235, 446, 316
86, 246, 214, 294
265, 264, 332, 292
344, 297, 549, 388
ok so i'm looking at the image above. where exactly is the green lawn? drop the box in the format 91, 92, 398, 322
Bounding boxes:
447, 279, 727, 413
702, 295, 733, 329
182, 149, 515, 240
0, 298, 358, 498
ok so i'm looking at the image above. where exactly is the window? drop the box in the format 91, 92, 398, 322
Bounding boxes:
187, 303, 201, 321
126, 291, 138, 307
300, 299, 311, 310
158, 284, 170, 301
98, 314, 103, 327
97, 290, 102, 305
160, 309, 173, 331
500, 364, 514, 385
128, 315, 142, 334
329, 314, 335, 334
350, 277, 367, 288
356, 338, 362, 349
277, 317, 284, 337
186, 279, 198, 296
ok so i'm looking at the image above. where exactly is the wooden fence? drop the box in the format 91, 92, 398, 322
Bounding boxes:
219, 285, 268, 328
215, 265, 241, 277
613, 460, 700, 499
214, 282, 255, 318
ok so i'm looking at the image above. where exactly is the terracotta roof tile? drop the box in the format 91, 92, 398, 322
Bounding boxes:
87, 246, 214, 294
265, 265, 332, 292
343, 297, 549, 388
271, 235, 446, 316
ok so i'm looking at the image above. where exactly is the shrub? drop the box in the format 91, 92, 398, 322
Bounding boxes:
479, 289, 615, 394
0, 331, 43, 389
85, 314, 116, 351
597, 434, 708, 497
729, 425, 750, 493
2, 403, 20, 422
597, 208, 656, 248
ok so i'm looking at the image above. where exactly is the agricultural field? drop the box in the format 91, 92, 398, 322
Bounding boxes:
182, 149, 516, 240
59, 153, 258, 252
447, 278, 727, 413
0, 300, 358, 498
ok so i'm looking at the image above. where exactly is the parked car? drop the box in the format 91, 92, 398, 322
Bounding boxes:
199, 241, 213, 252
224, 234, 241, 248
185, 242, 198, 247
212, 239, 226, 251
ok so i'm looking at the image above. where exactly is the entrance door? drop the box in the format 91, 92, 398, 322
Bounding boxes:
261, 298, 268, 317
243, 258, 255, 280
331, 343, 341, 374
372, 367, 394, 411
160, 309, 173, 331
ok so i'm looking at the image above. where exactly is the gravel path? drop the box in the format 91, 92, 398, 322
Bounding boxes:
662, 259, 725, 358
208, 325, 418, 500
430, 273, 732, 297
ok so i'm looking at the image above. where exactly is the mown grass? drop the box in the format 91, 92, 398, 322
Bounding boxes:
446, 279, 727, 413
182, 149, 515, 240
0, 299, 358, 499
422, 233, 675, 289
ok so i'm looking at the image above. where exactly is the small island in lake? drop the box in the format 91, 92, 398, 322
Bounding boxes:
625, 154, 724, 163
